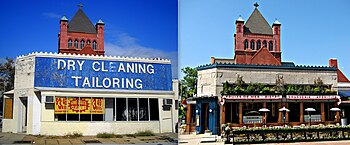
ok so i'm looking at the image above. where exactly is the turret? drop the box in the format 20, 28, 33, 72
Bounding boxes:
59, 16, 68, 51
96, 19, 105, 55
272, 19, 281, 52
234, 15, 245, 51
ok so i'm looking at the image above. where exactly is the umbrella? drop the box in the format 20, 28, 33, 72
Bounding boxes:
247, 110, 259, 114
305, 108, 316, 112
279, 106, 290, 112
259, 108, 270, 112
330, 108, 341, 111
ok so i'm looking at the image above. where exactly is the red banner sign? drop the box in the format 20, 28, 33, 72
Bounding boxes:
286, 95, 338, 100
224, 95, 282, 100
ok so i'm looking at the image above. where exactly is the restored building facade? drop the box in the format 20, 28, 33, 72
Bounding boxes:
185, 3, 350, 135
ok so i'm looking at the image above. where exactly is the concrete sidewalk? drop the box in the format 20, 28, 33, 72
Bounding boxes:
0, 129, 177, 145
179, 134, 224, 145
179, 134, 350, 145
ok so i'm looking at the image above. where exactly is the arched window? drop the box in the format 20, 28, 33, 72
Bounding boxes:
244, 40, 248, 50
269, 41, 273, 51
68, 39, 72, 48
80, 40, 85, 49
250, 40, 255, 50
93, 41, 97, 50
87, 40, 91, 45
74, 40, 78, 48
263, 40, 267, 47
257, 40, 261, 50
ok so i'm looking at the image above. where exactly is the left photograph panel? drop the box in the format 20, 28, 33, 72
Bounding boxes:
0, 0, 178, 144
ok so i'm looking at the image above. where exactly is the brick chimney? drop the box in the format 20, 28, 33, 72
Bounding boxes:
329, 58, 338, 68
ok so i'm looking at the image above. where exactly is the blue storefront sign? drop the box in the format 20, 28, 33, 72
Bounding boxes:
34, 57, 172, 91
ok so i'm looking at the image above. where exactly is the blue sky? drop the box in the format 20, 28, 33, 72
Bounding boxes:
180, 0, 350, 78
0, 0, 178, 78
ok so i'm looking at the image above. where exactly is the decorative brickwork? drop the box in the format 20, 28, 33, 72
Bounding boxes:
58, 8, 105, 56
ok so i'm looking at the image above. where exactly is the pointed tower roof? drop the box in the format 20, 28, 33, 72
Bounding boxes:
68, 9, 96, 34
244, 7, 273, 35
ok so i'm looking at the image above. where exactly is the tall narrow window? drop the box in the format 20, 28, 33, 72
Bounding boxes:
244, 40, 248, 50
68, 39, 72, 48
105, 98, 115, 121
250, 40, 255, 50
80, 40, 85, 49
139, 98, 149, 121
263, 40, 267, 47
128, 98, 138, 121
257, 40, 261, 50
74, 40, 78, 48
269, 41, 273, 51
92, 41, 97, 50
87, 40, 91, 46
149, 98, 159, 120
116, 98, 127, 121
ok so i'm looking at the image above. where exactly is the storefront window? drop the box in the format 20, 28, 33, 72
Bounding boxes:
139, 98, 149, 121
54, 96, 159, 122
150, 98, 159, 120
116, 98, 127, 121
128, 98, 138, 121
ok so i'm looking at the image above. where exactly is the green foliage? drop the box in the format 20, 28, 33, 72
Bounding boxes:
179, 67, 197, 119
260, 86, 271, 94
64, 132, 83, 138
0, 58, 15, 93
97, 132, 115, 138
220, 77, 336, 95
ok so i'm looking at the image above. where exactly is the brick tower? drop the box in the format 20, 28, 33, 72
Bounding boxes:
234, 3, 281, 65
58, 4, 105, 56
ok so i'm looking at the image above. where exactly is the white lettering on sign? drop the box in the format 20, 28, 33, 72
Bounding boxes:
71, 76, 144, 89
57, 59, 159, 90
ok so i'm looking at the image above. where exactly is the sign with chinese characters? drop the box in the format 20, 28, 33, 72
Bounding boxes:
34, 57, 172, 91
54, 97, 104, 114
54, 97, 67, 114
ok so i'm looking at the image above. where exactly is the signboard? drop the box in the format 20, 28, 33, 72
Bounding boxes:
287, 95, 338, 100
34, 57, 172, 91
224, 95, 282, 100
55, 97, 104, 114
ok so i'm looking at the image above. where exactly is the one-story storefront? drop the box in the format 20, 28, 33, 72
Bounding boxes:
2, 52, 178, 135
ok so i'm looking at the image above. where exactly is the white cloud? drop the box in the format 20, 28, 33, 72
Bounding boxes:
42, 12, 61, 19
105, 33, 178, 79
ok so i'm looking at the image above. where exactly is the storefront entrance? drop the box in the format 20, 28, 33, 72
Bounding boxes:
19, 97, 27, 133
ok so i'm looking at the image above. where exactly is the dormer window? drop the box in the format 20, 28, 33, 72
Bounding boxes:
269, 41, 273, 51
74, 40, 78, 48
250, 40, 255, 50
80, 40, 85, 49
244, 40, 248, 50
257, 40, 261, 50
93, 41, 97, 50
68, 39, 72, 48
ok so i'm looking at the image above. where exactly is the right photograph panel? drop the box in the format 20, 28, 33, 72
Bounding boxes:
179, 1, 350, 144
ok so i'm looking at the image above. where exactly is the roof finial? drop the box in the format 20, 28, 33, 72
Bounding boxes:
78, 2, 83, 9
254, 2, 259, 8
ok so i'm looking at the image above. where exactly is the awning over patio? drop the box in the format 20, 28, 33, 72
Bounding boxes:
339, 91, 350, 98
223, 95, 282, 100
286, 95, 339, 100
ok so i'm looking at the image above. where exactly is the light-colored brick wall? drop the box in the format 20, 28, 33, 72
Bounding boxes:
197, 67, 338, 97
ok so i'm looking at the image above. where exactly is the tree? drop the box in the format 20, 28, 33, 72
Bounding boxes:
0, 57, 15, 112
179, 67, 197, 119
0, 58, 15, 93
